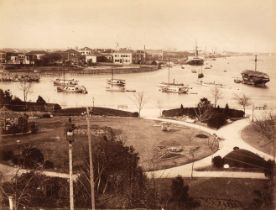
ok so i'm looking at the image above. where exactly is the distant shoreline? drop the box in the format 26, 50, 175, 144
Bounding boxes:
0, 64, 160, 75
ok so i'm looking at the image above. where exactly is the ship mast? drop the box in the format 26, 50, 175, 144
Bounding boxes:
168, 58, 170, 84
254, 55, 257, 71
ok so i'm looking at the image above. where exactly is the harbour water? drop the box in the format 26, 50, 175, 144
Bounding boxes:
1, 55, 275, 117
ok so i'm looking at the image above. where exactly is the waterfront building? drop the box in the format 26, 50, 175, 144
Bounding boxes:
6, 52, 30, 65
78, 47, 93, 56
58, 49, 84, 65
113, 50, 133, 65
145, 49, 164, 61
85, 54, 98, 64
0, 51, 7, 64
133, 50, 146, 64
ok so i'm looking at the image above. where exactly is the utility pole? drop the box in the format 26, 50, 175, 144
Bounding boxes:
190, 152, 195, 179
69, 144, 74, 210
86, 107, 96, 209
66, 118, 75, 210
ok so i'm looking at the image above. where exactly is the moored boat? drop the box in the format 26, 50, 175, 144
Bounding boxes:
159, 85, 189, 94
186, 44, 204, 66
240, 55, 270, 87
241, 70, 270, 86
53, 78, 78, 86
107, 78, 126, 86
57, 85, 88, 94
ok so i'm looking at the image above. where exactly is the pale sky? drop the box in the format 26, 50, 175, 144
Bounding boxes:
0, 0, 275, 52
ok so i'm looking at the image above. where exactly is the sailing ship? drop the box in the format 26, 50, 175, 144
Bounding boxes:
54, 65, 87, 94
106, 69, 126, 92
159, 61, 189, 94
186, 44, 204, 66
53, 65, 78, 86
240, 55, 270, 86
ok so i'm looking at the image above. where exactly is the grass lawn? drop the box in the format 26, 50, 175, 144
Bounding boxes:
241, 124, 273, 156
154, 177, 271, 210
0, 116, 216, 171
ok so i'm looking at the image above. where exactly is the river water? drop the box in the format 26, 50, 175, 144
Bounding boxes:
1, 55, 276, 117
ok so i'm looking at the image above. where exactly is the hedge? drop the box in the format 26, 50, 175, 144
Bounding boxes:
54, 107, 139, 117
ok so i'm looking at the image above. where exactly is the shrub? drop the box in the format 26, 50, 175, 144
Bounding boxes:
224, 149, 266, 169
207, 113, 227, 129
21, 147, 44, 169
212, 156, 224, 168
29, 122, 38, 133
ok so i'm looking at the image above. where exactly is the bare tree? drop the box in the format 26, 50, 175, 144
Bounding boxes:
156, 100, 163, 117
210, 86, 223, 107
234, 93, 251, 116
131, 92, 147, 117
253, 113, 276, 160
19, 80, 33, 103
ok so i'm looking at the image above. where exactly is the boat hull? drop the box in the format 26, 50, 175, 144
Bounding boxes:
241, 70, 270, 87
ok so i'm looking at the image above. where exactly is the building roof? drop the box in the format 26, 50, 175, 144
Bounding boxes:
79, 47, 92, 51
114, 49, 133, 54
27, 50, 48, 54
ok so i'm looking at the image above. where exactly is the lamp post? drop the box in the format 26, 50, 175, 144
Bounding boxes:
66, 118, 75, 210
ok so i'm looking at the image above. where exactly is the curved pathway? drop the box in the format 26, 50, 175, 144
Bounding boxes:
0, 163, 78, 182
0, 117, 273, 181
144, 117, 273, 179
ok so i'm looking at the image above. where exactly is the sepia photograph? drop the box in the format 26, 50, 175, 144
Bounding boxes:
0, 0, 275, 209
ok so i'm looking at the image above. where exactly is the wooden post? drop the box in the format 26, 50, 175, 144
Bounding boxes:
86, 107, 96, 209
69, 144, 74, 210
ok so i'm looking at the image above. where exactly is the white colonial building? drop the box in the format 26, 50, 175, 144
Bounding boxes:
112, 50, 133, 65
85, 54, 97, 64
79, 47, 93, 56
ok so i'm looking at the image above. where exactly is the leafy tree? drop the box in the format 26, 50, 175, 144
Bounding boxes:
207, 112, 227, 129
224, 103, 230, 116
169, 176, 199, 209
36, 96, 46, 105
17, 115, 29, 133
75, 135, 146, 209
21, 146, 44, 169
195, 97, 213, 122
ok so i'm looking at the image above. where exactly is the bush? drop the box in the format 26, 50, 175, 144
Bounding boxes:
21, 147, 44, 169
207, 113, 227, 129
29, 122, 38, 133
212, 156, 224, 168
224, 149, 266, 169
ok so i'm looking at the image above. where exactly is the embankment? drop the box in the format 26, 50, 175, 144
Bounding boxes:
1, 64, 160, 75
